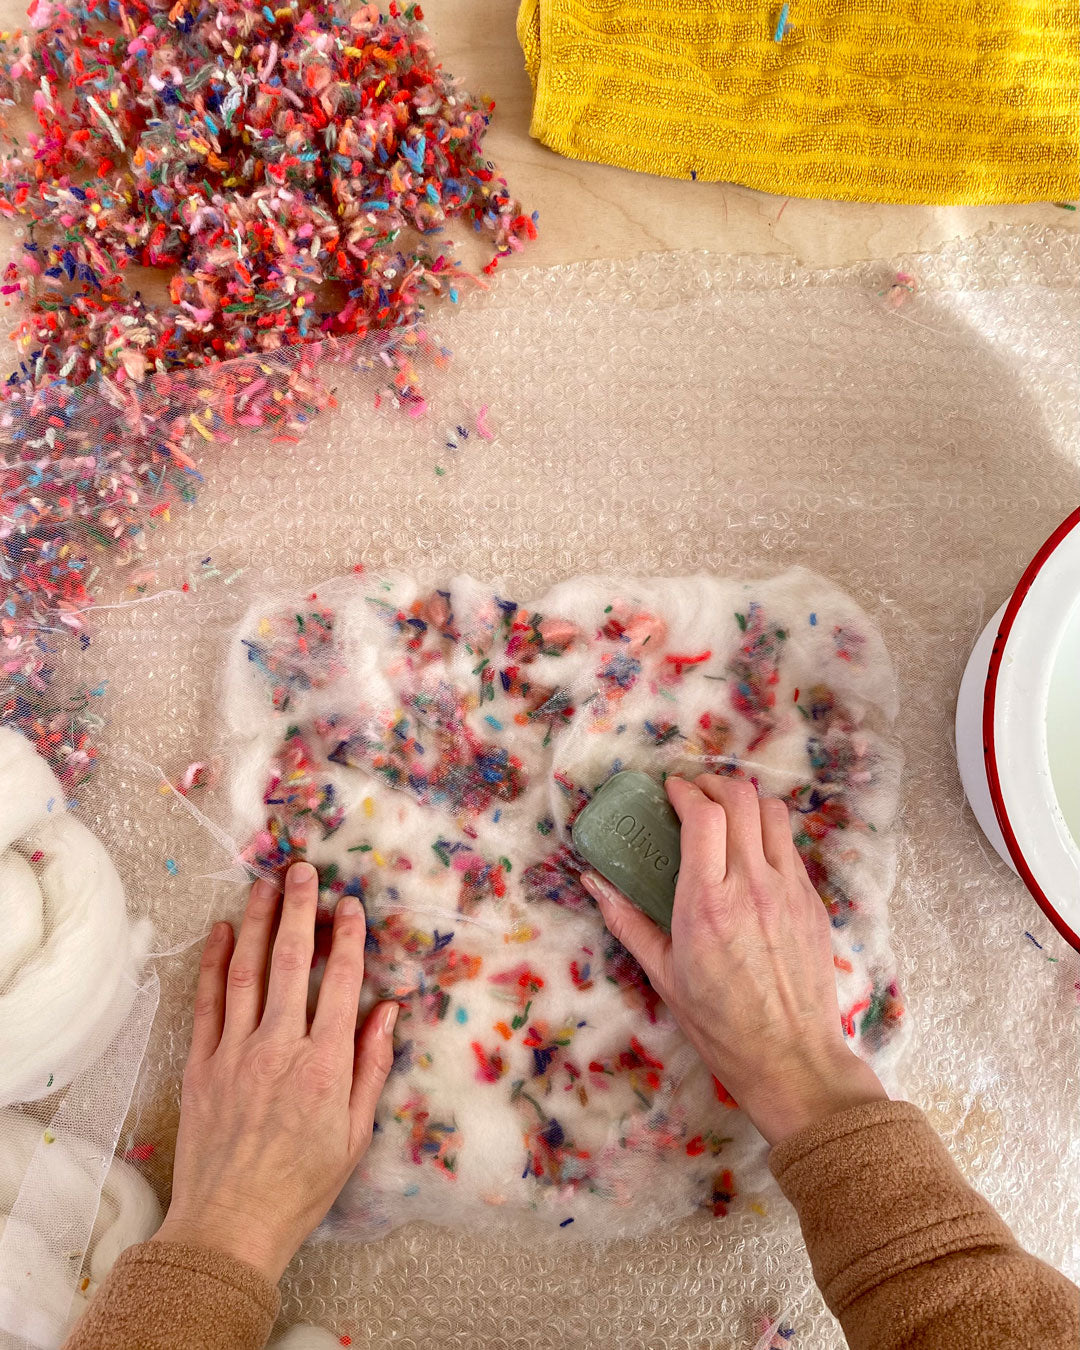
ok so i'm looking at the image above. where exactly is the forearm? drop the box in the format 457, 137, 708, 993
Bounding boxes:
770, 1100, 1080, 1350
61, 1240, 279, 1350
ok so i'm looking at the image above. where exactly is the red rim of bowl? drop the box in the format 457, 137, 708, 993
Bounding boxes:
982, 505, 1080, 953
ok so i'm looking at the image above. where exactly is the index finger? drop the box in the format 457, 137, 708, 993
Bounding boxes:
188, 921, 234, 1066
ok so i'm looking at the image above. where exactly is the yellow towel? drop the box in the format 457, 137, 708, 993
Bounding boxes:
517, 0, 1079, 204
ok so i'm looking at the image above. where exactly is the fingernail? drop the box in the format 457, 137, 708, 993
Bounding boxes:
251, 877, 277, 901
338, 896, 361, 917
211, 921, 231, 943
288, 861, 316, 885
382, 1003, 399, 1035
582, 871, 624, 906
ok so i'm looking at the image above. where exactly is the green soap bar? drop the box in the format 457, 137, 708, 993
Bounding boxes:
571, 771, 681, 931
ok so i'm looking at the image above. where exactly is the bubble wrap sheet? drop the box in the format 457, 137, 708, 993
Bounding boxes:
23, 225, 1080, 1348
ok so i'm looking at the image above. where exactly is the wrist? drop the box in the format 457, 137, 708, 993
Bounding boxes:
152, 1207, 292, 1285
744, 1048, 887, 1147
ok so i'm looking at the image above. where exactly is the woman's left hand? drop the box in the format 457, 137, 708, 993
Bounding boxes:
153, 861, 398, 1283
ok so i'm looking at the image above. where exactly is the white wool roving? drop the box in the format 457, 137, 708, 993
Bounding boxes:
0, 1110, 343, 1349
0, 728, 153, 1107
268, 1328, 342, 1350
226, 568, 908, 1242
0, 1108, 161, 1346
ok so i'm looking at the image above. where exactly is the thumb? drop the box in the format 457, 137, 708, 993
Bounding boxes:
349, 1000, 398, 1154
582, 872, 672, 995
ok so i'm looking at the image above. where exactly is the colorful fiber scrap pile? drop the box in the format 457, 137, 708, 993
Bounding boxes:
0, 0, 532, 783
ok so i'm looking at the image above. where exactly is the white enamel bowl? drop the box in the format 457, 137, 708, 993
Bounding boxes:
955, 507, 1080, 952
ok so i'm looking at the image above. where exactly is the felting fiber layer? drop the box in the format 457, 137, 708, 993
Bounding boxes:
226, 568, 905, 1241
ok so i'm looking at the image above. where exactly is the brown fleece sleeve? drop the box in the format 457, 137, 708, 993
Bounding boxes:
61, 1240, 280, 1350
770, 1099, 1080, 1350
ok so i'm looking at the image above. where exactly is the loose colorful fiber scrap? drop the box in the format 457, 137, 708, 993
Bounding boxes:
0, 0, 532, 779
754, 1315, 797, 1347
881, 271, 917, 309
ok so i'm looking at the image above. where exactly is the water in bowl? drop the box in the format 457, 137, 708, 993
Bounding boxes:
1046, 598, 1080, 851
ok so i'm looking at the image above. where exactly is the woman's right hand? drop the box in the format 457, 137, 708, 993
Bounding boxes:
581, 774, 886, 1146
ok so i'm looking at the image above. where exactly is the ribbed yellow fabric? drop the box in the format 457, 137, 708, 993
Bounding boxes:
516, 0, 1079, 204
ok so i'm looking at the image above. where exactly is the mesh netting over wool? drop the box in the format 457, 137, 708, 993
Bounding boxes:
1, 228, 1079, 1350
223, 567, 905, 1241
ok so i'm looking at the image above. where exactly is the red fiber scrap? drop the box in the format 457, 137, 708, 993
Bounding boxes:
664, 650, 712, 677
569, 958, 593, 990
708, 1167, 736, 1218
627, 1035, 664, 1070
711, 1075, 739, 1109
840, 994, 873, 1039
470, 1040, 505, 1083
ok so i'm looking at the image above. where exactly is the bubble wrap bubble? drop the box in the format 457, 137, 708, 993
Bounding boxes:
11, 223, 1079, 1347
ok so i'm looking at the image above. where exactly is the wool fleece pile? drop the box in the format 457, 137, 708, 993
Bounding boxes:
226, 566, 907, 1240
